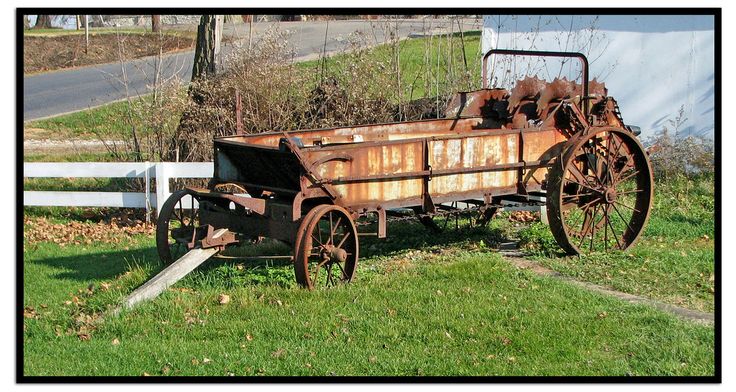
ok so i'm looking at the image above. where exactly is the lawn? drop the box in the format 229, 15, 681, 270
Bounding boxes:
517, 174, 715, 313
23, 202, 715, 377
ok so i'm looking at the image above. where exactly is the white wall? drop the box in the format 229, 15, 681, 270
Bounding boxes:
481, 15, 715, 140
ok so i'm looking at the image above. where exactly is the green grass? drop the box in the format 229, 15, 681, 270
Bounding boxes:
300, 31, 482, 100
517, 174, 715, 312
25, 99, 132, 141
23, 214, 714, 377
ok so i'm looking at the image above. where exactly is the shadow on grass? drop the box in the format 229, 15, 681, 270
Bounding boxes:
28, 220, 510, 287
26, 245, 162, 282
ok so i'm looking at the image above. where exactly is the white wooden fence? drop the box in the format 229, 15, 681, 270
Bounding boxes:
24, 161, 546, 223
23, 162, 213, 219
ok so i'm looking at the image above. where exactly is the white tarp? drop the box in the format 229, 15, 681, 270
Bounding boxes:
481, 15, 715, 140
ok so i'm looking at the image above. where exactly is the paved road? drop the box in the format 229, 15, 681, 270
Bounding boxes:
23, 19, 482, 121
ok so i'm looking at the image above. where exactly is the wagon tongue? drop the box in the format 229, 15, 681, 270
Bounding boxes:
114, 226, 238, 314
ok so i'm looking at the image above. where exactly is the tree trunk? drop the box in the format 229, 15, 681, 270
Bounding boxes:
33, 15, 53, 29
23, 15, 30, 29
191, 15, 222, 81
151, 15, 161, 32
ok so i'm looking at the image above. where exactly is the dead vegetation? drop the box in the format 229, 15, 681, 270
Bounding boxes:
24, 214, 154, 246
102, 23, 481, 164
24, 33, 195, 74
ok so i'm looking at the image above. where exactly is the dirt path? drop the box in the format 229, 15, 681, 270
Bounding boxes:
497, 242, 715, 324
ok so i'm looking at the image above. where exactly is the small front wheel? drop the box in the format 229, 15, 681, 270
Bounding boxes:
293, 205, 359, 289
156, 190, 201, 264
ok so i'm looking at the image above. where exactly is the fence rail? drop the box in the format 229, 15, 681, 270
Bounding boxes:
24, 161, 546, 223
23, 162, 214, 220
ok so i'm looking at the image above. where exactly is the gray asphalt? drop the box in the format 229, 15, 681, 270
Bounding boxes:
23, 19, 482, 121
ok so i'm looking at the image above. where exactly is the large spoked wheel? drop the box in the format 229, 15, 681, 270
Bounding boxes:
294, 205, 359, 289
156, 190, 201, 264
547, 127, 654, 255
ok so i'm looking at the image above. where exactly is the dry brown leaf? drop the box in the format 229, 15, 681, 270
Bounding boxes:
24, 307, 37, 319
111, 338, 120, 346
218, 294, 231, 305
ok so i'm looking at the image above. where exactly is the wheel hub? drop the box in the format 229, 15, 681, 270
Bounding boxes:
603, 188, 617, 203
321, 245, 348, 263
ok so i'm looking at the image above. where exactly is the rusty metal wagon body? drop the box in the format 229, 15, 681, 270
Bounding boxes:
156, 49, 654, 289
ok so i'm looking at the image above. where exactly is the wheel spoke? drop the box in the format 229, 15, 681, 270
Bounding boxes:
615, 168, 640, 186
336, 231, 351, 249
326, 263, 334, 286
589, 204, 600, 252
577, 204, 597, 248
611, 202, 635, 238
603, 205, 609, 251
614, 201, 640, 213
616, 189, 643, 196
605, 205, 623, 249
329, 216, 343, 245
334, 260, 346, 280
568, 162, 599, 190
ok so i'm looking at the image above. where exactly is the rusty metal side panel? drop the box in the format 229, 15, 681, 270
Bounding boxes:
428, 134, 518, 197
522, 129, 569, 187
305, 141, 424, 206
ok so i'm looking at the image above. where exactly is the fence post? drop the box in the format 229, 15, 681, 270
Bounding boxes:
155, 163, 169, 218
540, 205, 549, 225
144, 161, 151, 224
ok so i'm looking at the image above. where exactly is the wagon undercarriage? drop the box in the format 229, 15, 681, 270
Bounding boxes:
155, 49, 654, 290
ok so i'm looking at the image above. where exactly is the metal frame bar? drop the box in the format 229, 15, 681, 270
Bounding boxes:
482, 48, 590, 114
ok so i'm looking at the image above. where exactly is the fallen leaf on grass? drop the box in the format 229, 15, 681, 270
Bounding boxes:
77, 333, 91, 341
24, 307, 37, 319
202, 358, 211, 364
111, 338, 120, 346
271, 348, 286, 358
218, 294, 231, 305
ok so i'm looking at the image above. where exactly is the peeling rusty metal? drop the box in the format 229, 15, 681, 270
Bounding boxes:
156, 49, 655, 284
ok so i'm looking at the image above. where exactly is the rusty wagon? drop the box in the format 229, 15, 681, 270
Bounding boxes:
156, 49, 654, 289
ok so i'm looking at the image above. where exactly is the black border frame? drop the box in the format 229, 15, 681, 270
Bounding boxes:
16, 7, 721, 383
